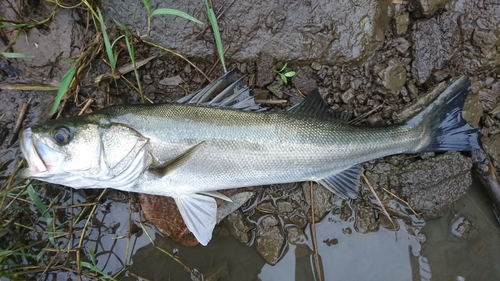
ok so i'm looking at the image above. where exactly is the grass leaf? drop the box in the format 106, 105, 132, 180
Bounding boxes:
27, 185, 56, 247
70, 261, 115, 280
1, 52, 34, 59
141, 0, 152, 12
204, 0, 226, 72
152, 8, 203, 24
51, 63, 76, 115
97, 8, 116, 70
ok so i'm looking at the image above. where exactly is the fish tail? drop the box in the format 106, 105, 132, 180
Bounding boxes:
408, 76, 481, 153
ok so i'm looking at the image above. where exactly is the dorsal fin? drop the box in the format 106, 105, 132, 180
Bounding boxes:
288, 89, 348, 121
174, 69, 261, 111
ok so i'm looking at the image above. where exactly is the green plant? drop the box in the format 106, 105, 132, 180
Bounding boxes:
204, 0, 226, 72
142, 0, 203, 36
275, 63, 296, 84
0, 52, 34, 58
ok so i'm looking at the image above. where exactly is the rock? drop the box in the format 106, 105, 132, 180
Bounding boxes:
478, 88, 498, 112
378, 58, 406, 93
159, 75, 183, 86
365, 152, 473, 219
341, 88, 355, 104
482, 134, 500, 172
292, 67, 317, 94
411, 14, 460, 84
461, 88, 483, 128
225, 210, 253, 244
216, 191, 255, 223
394, 38, 411, 55
409, 0, 451, 18
302, 182, 334, 222
255, 215, 285, 265
256, 52, 275, 87
139, 194, 199, 246
451, 216, 473, 238
103, 0, 392, 65
395, 13, 410, 35
267, 80, 284, 98
286, 226, 307, 245
310, 62, 322, 71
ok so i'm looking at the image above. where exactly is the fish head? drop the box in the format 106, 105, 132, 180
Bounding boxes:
19, 115, 151, 190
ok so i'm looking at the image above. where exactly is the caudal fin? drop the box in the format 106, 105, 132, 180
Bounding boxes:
407, 76, 481, 153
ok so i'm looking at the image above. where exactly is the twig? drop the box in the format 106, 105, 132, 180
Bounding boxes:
381, 187, 421, 219
360, 171, 394, 226
254, 99, 288, 105
8, 98, 31, 146
78, 98, 94, 115
309, 181, 323, 281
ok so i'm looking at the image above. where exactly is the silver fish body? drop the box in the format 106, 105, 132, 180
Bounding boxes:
19, 72, 480, 245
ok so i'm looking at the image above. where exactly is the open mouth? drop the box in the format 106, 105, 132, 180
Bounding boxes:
19, 128, 48, 177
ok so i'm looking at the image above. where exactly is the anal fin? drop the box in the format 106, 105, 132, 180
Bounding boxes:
317, 165, 360, 199
173, 194, 217, 246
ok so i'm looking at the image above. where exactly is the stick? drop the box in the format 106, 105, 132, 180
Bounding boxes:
8, 98, 30, 146
310, 181, 323, 281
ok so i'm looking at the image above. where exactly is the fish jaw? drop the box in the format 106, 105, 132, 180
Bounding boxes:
20, 128, 50, 177
19, 128, 66, 179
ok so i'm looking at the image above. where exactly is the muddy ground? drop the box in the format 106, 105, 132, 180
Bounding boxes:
1, 0, 500, 279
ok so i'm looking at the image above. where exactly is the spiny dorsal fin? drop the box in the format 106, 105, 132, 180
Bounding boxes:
148, 142, 205, 177
174, 69, 261, 111
289, 89, 348, 121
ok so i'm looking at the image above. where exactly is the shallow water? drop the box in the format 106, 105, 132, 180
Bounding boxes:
69, 179, 500, 281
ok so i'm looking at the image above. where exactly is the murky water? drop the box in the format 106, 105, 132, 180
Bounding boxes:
61, 179, 499, 281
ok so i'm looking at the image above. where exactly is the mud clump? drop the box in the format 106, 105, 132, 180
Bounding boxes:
364, 152, 473, 219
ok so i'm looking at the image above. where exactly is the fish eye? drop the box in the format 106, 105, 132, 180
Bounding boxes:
53, 126, 73, 145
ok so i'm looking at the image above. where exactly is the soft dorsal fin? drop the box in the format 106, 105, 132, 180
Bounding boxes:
288, 89, 349, 121
148, 142, 205, 177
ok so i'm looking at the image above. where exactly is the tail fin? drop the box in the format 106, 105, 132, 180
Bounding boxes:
407, 76, 481, 153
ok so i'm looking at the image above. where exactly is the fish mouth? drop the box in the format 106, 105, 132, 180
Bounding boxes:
19, 128, 54, 178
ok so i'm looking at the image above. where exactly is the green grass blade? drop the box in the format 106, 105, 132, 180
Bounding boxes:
152, 8, 203, 24
27, 185, 56, 247
70, 261, 115, 280
97, 8, 116, 70
141, 0, 152, 12
50, 63, 76, 115
204, 0, 226, 72
1, 52, 34, 59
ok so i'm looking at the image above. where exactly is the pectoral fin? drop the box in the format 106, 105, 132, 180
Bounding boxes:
173, 194, 217, 246
148, 142, 204, 177
317, 165, 360, 199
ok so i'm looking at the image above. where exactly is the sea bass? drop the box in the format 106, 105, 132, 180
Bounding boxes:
19, 71, 480, 245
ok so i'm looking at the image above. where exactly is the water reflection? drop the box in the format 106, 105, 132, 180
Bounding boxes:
84, 181, 500, 280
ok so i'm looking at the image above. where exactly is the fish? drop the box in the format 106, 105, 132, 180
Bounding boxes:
19, 71, 481, 245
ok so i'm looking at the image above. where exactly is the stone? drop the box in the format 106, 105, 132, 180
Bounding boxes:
255, 216, 285, 265
379, 58, 406, 94
395, 13, 410, 35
